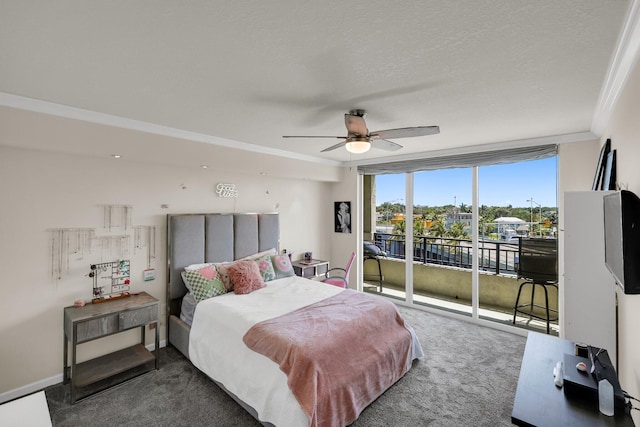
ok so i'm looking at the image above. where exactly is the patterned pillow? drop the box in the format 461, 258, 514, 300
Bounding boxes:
254, 254, 276, 282
226, 260, 266, 294
271, 254, 295, 278
214, 263, 234, 291
182, 265, 227, 303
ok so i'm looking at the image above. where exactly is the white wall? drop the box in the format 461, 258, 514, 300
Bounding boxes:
0, 113, 342, 398
329, 168, 359, 288
557, 57, 640, 422
557, 139, 602, 193
601, 53, 640, 425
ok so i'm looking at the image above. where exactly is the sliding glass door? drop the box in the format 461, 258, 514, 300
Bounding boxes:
365, 154, 558, 333
411, 168, 473, 315
477, 158, 558, 331
367, 173, 406, 298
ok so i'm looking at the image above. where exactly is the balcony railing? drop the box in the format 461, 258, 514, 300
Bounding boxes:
373, 233, 519, 275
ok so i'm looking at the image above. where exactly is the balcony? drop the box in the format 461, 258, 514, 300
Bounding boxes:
363, 234, 559, 335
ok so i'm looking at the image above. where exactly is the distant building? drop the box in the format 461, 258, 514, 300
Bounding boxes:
491, 217, 528, 241
445, 212, 472, 230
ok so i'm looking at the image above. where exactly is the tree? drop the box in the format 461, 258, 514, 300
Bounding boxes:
392, 217, 426, 238
448, 221, 469, 239
392, 219, 405, 236
428, 217, 447, 239
377, 202, 405, 224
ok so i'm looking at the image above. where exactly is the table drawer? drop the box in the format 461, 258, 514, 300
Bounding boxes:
119, 305, 157, 330
77, 315, 119, 343
316, 263, 328, 276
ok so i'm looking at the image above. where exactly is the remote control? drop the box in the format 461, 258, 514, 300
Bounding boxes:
553, 361, 564, 387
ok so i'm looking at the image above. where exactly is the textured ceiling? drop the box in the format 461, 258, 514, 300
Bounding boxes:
0, 1, 632, 165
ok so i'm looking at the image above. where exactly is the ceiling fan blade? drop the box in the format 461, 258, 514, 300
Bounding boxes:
344, 114, 368, 136
282, 135, 346, 139
371, 139, 403, 151
321, 141, 348, 152
371, 126, 440, 140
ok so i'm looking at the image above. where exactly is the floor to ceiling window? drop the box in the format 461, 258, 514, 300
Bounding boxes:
411, 168, 473, 315
478, 157, 558, 331
368, 173, 406, 298
365, 152, 558, 334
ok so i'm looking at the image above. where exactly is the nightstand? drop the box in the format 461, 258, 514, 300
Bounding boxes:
292, 259, 329, 279
63, 292, 159, 403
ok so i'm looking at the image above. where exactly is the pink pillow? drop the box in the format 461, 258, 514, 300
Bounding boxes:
226, 260, 266, 294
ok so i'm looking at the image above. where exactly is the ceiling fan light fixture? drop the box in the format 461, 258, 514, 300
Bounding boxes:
283, 110, 438, 153
345, 138, 371, 154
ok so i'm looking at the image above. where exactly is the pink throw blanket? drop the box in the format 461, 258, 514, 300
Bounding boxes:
242, 289, 413, 427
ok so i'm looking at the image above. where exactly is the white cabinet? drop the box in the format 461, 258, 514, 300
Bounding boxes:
561, 191, 617, 366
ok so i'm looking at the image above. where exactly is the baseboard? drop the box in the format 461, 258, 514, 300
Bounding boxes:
0, 340, 167, 404
0, 374, 62, 404
146, 339, 167, 352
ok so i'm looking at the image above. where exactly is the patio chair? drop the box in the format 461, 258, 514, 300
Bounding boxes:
512, 238, 558, 334
322, 252, 355, 288
363, 241, 386, 292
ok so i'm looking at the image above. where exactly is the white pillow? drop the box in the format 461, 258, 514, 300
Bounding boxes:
239, 248, 277, 261
184, 262, 215, 271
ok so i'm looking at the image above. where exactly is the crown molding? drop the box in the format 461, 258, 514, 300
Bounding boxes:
0, 92, 342, 167
592, 0, 640, 136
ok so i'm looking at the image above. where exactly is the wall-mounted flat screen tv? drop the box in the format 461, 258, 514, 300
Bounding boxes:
603, 190, 640, 294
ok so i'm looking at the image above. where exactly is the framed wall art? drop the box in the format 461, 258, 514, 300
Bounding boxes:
602, 149, 617, 191
592, 139, 611, 191
334, 201, 351, 233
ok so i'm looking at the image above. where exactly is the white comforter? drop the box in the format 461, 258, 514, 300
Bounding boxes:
189, 276, 424, 427
189, 276, 343, 426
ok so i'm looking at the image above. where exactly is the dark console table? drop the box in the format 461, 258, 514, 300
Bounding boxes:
512, 332, 634, 426
63, 292, 159, 403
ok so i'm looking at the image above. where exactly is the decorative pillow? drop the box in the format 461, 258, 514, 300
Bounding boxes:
254, 254, 276, 282
182, 265, 227, 303
226, 260, 266, 294
364, 241, 385, 256
271, 254, 295, 278
184, 262, 234, 291
215, 263, 233, 291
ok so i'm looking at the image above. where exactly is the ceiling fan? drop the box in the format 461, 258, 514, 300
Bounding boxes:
283, 109, 439, 154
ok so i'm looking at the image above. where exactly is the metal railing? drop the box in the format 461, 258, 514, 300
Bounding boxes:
373, 233, 520, 275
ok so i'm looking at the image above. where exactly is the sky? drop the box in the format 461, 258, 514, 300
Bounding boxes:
375, 157, 558, 208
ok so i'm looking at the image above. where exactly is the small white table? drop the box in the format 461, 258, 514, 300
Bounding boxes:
0, 391, 52, 426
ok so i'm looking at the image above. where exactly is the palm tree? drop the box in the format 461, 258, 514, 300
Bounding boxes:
428, 217, 447, 239
449, 222, 470, 239
392, 219, 405, 236
392, 217, 426, 238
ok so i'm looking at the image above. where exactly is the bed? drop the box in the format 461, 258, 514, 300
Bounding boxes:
166, 213, 423, 427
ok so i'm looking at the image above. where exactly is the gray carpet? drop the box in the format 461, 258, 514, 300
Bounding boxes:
46, 305, 526, 426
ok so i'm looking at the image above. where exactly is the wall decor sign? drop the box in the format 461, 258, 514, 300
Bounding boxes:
334, 201, 351, 233
216, 183, 238, 198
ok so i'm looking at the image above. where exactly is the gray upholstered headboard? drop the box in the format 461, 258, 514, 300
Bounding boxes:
166, 213, 279, 318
